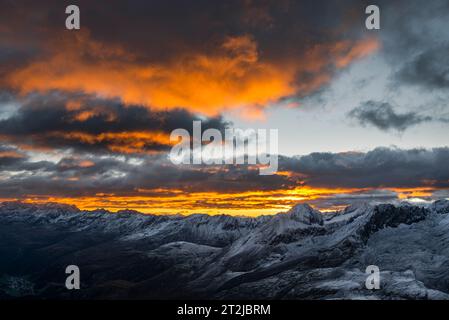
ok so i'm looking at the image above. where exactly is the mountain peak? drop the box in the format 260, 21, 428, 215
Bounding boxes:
286, 203, 324, 225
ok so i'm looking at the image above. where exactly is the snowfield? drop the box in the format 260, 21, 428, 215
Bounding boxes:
1, 200, 449, 299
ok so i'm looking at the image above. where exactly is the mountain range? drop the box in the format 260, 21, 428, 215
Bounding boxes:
1, 200, 449, 299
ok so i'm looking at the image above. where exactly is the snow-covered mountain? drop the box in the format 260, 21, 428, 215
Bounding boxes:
1, 200, 449, 299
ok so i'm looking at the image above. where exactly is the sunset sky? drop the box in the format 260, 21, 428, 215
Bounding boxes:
1, 0, 448, 215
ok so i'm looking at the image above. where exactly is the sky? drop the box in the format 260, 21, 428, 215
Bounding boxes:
0, 0, 448, 215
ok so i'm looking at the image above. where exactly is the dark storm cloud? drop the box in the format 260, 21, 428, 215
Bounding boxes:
0, 93, 230, 154
348, 101, 433, 132
0, 0, 369, 59
396, 47, 449, 90
280, 147, 449, 189
376, 0, 449, 92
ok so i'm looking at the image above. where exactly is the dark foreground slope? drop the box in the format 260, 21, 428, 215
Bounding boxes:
1, 200, 449, 300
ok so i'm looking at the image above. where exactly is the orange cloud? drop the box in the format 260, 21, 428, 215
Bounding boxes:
53, 131, 173, 154
392, 187, 435, 199
335, 37, 380, 68
78, 160, 95, 168
7, 31, 380, 118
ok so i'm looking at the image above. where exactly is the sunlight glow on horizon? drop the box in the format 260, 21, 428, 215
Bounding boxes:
0, 186, 437, 217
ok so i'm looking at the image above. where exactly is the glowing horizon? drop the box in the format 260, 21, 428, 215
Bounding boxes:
0, 185, 439, 217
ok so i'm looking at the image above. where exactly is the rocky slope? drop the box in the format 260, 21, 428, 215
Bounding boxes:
1, 200, 449, 299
